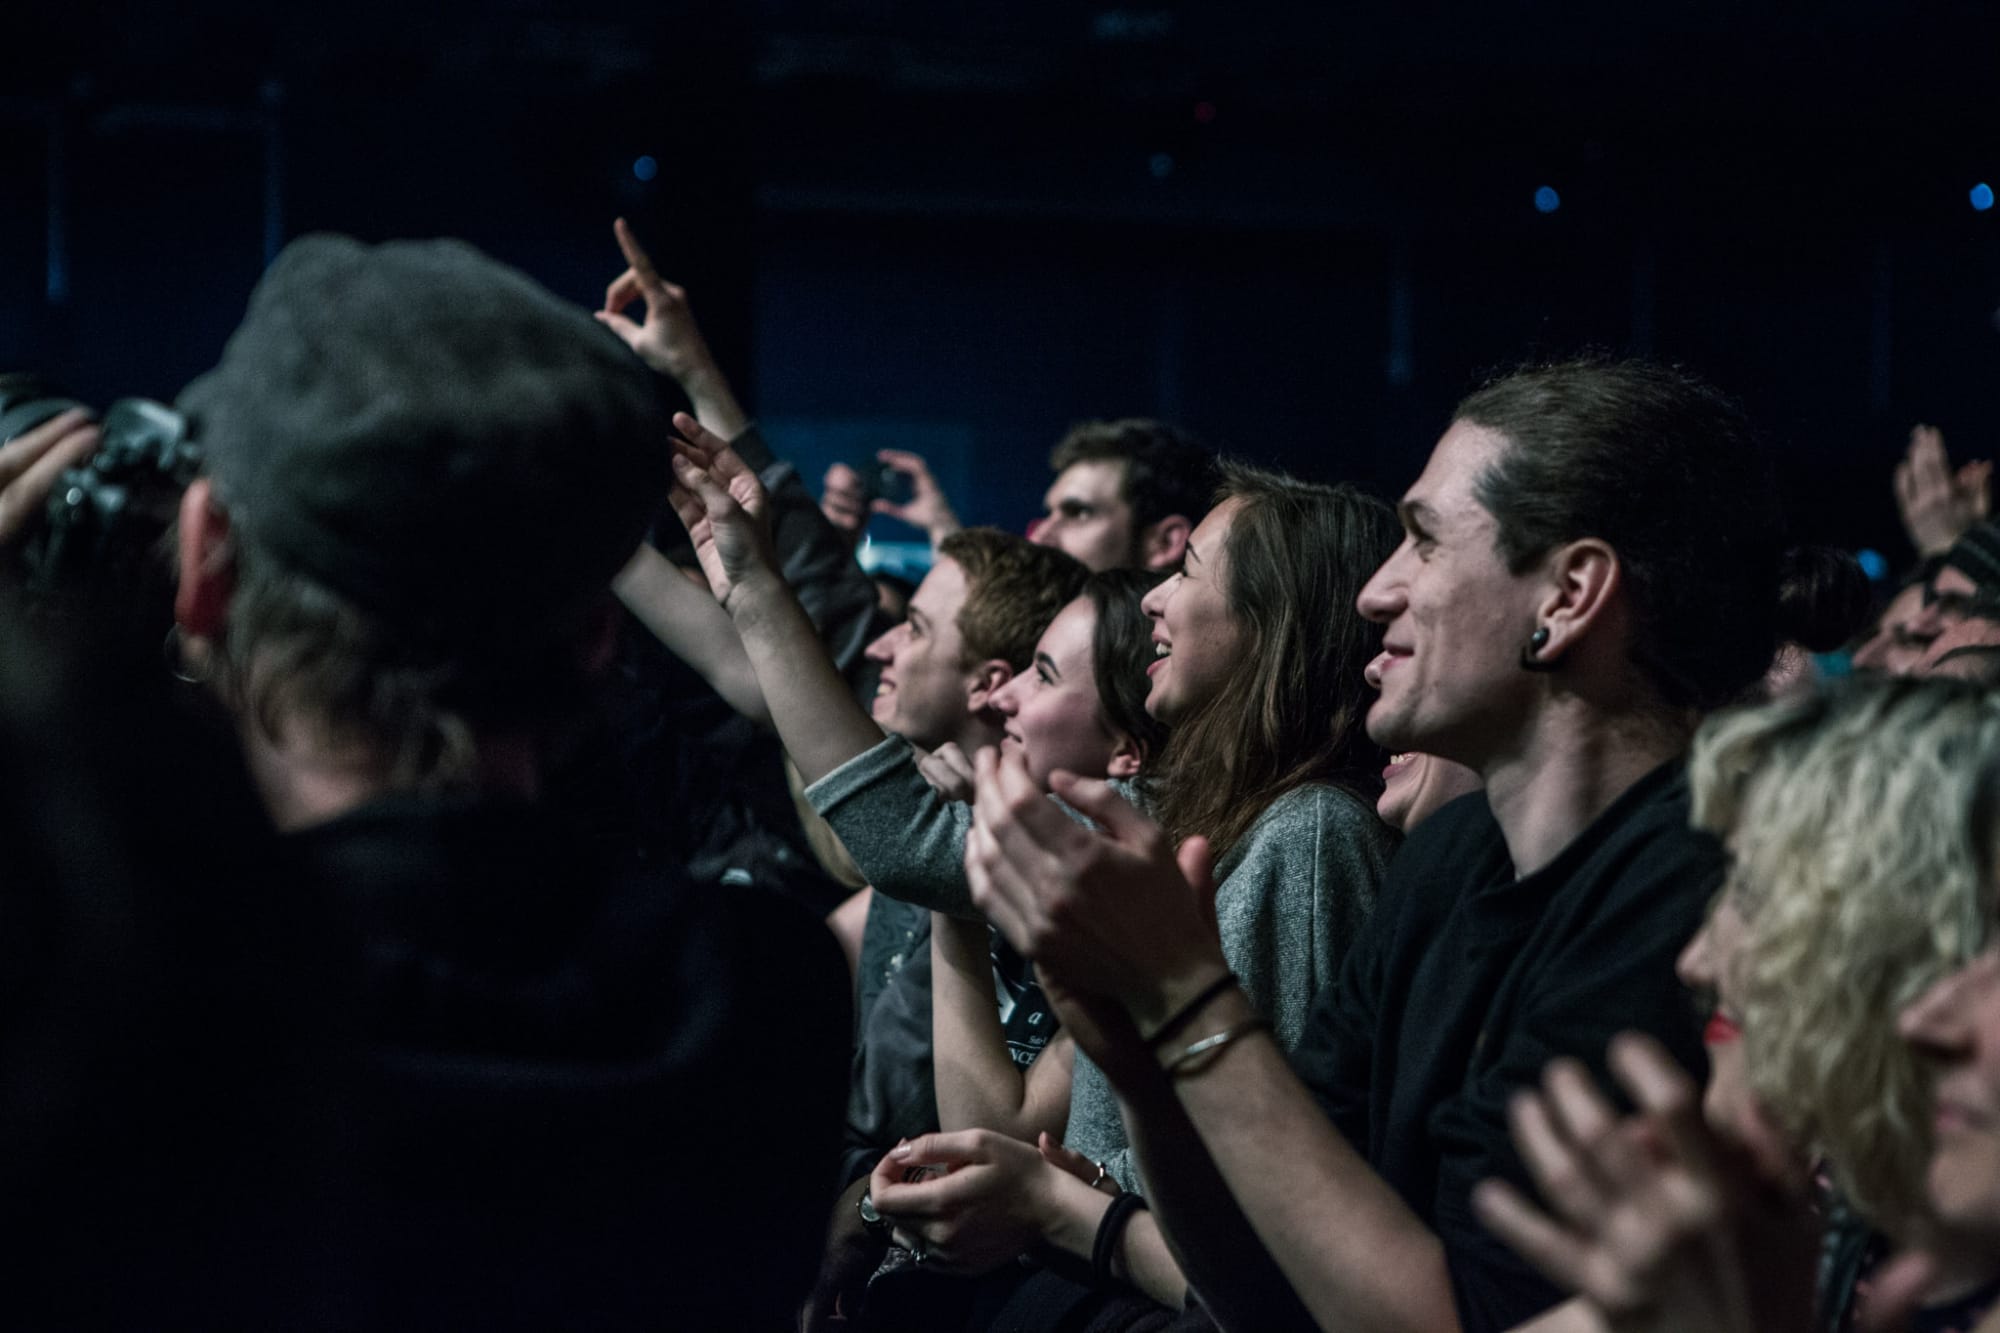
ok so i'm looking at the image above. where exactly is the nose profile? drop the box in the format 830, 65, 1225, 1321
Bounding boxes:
1675, 919, 1715, 991
865, 623, 904, 662
1355, 549, 1405, 623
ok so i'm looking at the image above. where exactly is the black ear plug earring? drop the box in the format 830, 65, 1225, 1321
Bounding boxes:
1520, 626, 1553, 672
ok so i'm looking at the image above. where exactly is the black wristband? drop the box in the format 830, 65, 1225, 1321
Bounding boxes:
1142, 972, 1239, 1051
1091, 1191, 1150, 1287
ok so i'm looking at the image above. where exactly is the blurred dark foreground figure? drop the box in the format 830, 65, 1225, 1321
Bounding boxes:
0, 600, 369, 1327
149, 234, 847, 1327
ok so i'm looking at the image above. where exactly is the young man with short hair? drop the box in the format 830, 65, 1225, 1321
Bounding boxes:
1028, 419, 1216, 573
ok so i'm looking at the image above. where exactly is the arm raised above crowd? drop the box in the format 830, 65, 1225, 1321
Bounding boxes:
665, 415, 887, 785
611, 543, 770, 729
597, 217, 748, 439
964, 747, 1457, 1332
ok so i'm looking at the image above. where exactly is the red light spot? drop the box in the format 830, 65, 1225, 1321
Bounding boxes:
1193, 101, 1217, 125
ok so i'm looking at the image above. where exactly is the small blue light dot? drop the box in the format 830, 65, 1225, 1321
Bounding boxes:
1534, 186, 1561, 214
1972, 183, 1994, 213
1149, 152, 1175, 179
633, 155, 658, 182
1857, 548, 1889, 581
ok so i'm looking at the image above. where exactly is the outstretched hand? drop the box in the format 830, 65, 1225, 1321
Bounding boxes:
1472, 1033, 1817, 1333
0, 408, 100, 553
1895, 424, 1991, 557
663, 411, 780, 611
872, 448, 962, 544
964, 745, 1229, 1038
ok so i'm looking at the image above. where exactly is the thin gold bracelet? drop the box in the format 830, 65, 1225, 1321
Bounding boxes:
1161, 1016, 1273, 1078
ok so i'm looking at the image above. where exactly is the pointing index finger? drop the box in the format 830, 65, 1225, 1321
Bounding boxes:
612, 217, 661, 283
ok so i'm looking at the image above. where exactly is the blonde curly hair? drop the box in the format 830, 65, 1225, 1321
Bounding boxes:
1689, 676, 2000, 1233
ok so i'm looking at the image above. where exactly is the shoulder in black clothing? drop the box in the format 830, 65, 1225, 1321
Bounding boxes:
1290, 761, 1722, 1333
293, 799, 852, 1330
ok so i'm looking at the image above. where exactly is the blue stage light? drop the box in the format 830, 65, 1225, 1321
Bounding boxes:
1534, 186, 1561, 214
1973, 183, 1995, 213
1858, 548, 1889, 581
633, 155, 659, 182
1149, 152, 1175, 179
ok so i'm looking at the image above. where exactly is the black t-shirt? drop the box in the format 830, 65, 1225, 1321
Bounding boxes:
1289, 761, 1720, 1333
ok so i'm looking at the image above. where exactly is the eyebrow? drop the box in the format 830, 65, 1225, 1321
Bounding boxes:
1397, 499, 1439, 530
1034, 650, 1061, 679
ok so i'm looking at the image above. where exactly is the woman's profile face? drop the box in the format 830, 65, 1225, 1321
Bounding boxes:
990, 596, 1129, 790
1139, 498, 1245, 726
1900, 943, 2000, 1240
1676, 889, 1797, 1182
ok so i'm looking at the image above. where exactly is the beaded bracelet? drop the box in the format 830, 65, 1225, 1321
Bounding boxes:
1140, 971, 1240, 1051
1162, 1016, 1273, 1078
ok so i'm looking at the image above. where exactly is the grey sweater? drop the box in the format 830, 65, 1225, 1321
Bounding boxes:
806, 736, 1397, 1190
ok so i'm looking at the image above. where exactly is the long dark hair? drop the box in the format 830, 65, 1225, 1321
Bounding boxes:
1151, 462, 1400, 858
1080, 567, 1171, 769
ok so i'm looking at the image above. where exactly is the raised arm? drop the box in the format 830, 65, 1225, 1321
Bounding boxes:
1893, 423, 1990, 559
965, 748, 1456, 1332
663, 414, 886, 785
930, 910, 1074, 1141
611, 544, 769, 729
597, 217, 748, 440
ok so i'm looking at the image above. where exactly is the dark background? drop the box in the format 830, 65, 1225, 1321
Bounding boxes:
6, 1, 1999, 568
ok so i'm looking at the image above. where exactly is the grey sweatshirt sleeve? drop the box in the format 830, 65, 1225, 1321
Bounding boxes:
1064, 782, 1398, 1192
803, 736, 978, 917
1211, 783, 1398, 1049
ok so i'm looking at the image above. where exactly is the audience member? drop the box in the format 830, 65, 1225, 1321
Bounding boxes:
1910, 519, 2000, 646
1028, 419, 1217, 572
832, 418, 1216, 574
1851, 556, 1945, 675
1765, 545, 1873, 695
167, 234, 849, 1328
951, 359, 1784, 1332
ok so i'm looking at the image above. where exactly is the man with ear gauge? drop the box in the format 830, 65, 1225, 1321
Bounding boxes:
963, 360, 1785, 1332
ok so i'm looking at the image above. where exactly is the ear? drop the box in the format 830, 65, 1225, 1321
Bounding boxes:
174, 478, 235, 637
1104, 730, 1145, 780
965, 659, 1015, 713
1532, 538, 1621, 664
1137, 514, 1193, 572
